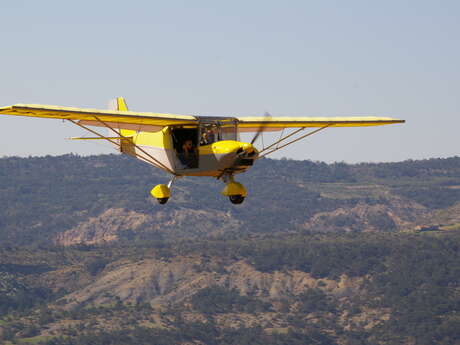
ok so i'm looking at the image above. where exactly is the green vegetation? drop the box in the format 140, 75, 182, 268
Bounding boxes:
1, 155, 459, 245
441, 222, 460, 231
191, 286, 271, 314
39, 325, 334, 345
18, 335, 55, 344
1, 155, 460, 344
0, 231, 459, 344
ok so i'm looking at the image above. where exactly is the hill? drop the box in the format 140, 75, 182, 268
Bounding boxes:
0, 154, 460, 344
1, 154, 460, 246
1, 232, 460, 344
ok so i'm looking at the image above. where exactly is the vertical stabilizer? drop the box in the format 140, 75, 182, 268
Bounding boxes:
116, 97, 129, 111
108, 97, 129, 111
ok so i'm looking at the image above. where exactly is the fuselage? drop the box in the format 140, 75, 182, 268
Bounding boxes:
118, 124, 258, 177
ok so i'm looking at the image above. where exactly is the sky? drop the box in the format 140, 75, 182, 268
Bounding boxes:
0, 0, 458, 163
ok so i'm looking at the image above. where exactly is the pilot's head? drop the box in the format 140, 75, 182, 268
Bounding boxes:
183, 140, 193, 150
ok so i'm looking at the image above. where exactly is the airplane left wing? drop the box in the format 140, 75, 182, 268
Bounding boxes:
0, 104, 198, 132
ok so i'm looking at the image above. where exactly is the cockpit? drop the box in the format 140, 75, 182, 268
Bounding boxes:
200, 125, 217, 145
171, 118, 238, 170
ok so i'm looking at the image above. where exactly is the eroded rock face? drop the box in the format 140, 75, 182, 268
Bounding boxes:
55, 208, 152, 246
303, 197, 428, 232
55, 208, 242, 246
62, 257, 363, 308
54, 197, 438, 248
418, 201, 460, 227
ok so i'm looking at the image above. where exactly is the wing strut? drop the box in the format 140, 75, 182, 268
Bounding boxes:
68, 119, 176, 175
68, 119, 123, 147
258, 125, 331, 159
258, 127, 305, 154
93, 116, 177, 175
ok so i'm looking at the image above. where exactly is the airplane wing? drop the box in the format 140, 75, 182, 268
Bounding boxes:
236, 116, 405, 132
0, 105, 404, 131
0, 104, 198, 132
235, 116, 405, 158
0, 103, 405, 166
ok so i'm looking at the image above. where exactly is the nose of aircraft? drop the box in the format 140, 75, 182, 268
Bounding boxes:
212, 140, 258, 156
236, 142, 259, 158
210, 140, 259, 171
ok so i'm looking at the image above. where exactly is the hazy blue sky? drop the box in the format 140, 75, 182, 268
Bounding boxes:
0, 0, 458, 163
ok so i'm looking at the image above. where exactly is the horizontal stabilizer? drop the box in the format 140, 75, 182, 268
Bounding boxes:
69, 136, 132, 140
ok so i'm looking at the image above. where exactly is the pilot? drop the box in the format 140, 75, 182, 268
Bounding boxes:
177, 139, 198, 169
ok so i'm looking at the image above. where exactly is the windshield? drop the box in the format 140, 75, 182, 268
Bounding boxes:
199, 120, 238, 145
220, 124, 237, 141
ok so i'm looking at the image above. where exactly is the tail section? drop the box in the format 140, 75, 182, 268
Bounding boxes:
109, 97, 136, 156
110, 97, 136, 138
108, 97, 174, 172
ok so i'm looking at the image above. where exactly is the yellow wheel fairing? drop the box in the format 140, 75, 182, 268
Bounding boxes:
221, 181, 247, 197
151, 184, 171, 199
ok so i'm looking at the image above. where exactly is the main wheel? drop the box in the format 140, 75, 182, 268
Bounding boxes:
229, 195, 245, 204
157, 197, 169, 204
151, 184, 171, 204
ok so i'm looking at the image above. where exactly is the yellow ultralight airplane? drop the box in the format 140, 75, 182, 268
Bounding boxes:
0, 98, 404, 204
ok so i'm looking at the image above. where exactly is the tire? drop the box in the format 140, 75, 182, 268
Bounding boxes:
157, 197, 169, 204
229, 195, 245, 204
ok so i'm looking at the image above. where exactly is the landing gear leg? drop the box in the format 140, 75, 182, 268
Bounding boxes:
167, 176, 177, 189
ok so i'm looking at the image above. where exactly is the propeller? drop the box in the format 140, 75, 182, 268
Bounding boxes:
250, 111, 272, 145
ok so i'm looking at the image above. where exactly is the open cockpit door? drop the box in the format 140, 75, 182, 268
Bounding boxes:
171, 126, 200, 170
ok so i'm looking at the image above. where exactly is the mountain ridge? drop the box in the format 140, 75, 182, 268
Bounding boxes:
1, 154, 460, 344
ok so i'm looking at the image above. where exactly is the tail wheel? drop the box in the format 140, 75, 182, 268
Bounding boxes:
229, 195, 245, 204
157, 197, 169, 204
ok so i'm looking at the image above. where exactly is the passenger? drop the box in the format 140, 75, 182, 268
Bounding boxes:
200, 132, 209, 145
207, 128, 216, 143
177, 139, 198, 169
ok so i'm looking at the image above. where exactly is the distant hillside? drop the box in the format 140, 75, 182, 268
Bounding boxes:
1, 154, 460, 246
1, 231, 460, 344
0, 154, 459, 246
1, 155, 460, 344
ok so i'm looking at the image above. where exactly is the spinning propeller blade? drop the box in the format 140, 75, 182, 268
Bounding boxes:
250, 111, 272, 145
